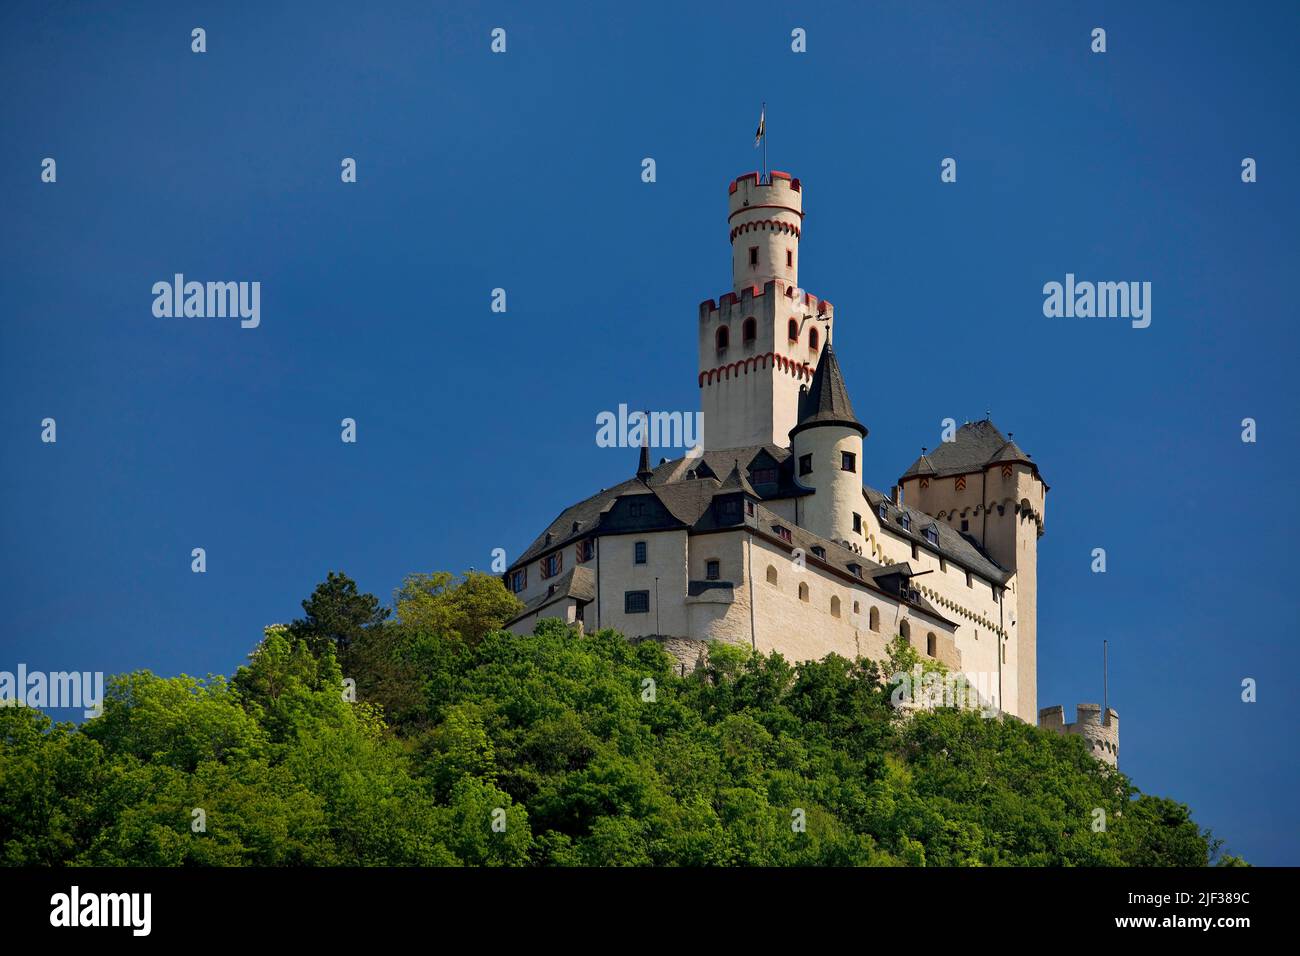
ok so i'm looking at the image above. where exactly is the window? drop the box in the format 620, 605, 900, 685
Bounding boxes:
706, 559, 720, 581
900, 620, 911, 641
853, 601, 860, 615
810, 327, 819, 351
798, 582, 809, 602
629, 501, 647, 518
720, 499, 740, 519
899, 513, 911, 531
911, 543, 919, 560
831, 596, 841, 618
575, 603, 584, 623
869, 606, 880, 632
852, 512, 862, 534
544, 532, 553, 545
634, 541, 647, 564
774, 525, 792, 543
878, 502, 888, 522
576, 539, 595, 563
939, 557, 947, 572
847, 563, 862, 578
966, 571, 973, 588
716, 325, 729, 354
788, 318, 799, 341
960, 519, 969, 532
924, 526, 939, 546
751, 467, 777, 484
541, 552, 562, 579
748, 246, 759, 267
625, 590, 650, 614
507, 568, 527, 593
799, 454, 813, 476
926, 633, 937, 657
766, 565, 778, 586
746, 501, 755, 516
841, 451, 856, 473
786, 249, 793, 267
742, 317, 757, 344
811, 546, 825, 559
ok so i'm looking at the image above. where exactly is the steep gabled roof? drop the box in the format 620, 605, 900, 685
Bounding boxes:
900, 419, 1040, 483
789, 343, 867, 439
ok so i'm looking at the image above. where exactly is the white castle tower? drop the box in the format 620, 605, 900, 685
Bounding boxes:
698, 172, 835, 450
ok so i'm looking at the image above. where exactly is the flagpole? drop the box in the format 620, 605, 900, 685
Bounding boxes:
762, 101, 767, 183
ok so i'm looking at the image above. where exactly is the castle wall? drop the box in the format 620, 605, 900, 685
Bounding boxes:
596, 530, 690, 639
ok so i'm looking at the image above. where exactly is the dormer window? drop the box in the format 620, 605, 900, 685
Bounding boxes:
811, 546, 826, 559
878, 502, 888, 522
924, 526, 939, 546
774, 525, 792, 543
899, 514, 911, 531
751, 467, 777, 485
847, 563, 862, 578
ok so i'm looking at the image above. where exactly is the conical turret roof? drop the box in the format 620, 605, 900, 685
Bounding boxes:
789, 342, 867, 439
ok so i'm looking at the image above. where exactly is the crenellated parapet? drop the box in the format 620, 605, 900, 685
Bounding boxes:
1040, 703, 1119, 766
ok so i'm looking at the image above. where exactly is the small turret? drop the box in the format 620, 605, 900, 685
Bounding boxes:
1040, 703, 1119, 767
790, 342, 867, 548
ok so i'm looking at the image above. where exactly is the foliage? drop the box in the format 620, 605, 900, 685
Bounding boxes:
0, 571, 1231, 867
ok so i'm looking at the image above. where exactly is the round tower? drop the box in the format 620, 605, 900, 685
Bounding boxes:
790, 342, 867, 548
728, 171, 802, 294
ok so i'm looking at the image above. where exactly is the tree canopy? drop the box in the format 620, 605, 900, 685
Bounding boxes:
0, 570, 1239, 866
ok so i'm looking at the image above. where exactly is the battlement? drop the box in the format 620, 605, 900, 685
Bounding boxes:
729, 172, 803, 218
699, 281, 833, 321
1039, 703, 1119, 767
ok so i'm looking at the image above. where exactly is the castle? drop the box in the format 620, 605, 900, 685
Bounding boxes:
503, 169, 1116, 763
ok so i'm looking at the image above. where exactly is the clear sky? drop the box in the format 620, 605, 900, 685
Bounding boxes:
2, 1, 1297, 864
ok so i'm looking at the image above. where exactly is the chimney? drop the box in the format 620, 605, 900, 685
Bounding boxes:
890, 485, 900, 506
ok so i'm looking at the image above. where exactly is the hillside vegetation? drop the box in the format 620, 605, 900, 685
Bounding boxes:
0, 571, 1238, 866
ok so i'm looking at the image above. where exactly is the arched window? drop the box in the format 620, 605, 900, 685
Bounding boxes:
787, 318, 799, 342
809, 327, 819, 351
830, 595, 841, 618
926, 633, 937, 657
900, 619, 911, 641
869, 607, 880, 632
716, 325, 729, 354
766, 565, 778, 586
742, 317, 757, 345
854, 601, 861, 616
798, 582, 809, 602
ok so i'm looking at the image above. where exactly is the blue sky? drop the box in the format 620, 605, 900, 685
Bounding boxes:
2, 1, 1297, 864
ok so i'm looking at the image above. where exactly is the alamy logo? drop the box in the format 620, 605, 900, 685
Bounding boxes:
1042, 273, 1151, 328
889, 665, 999, 717
152, 274, 261, 328
0, 664, 104, 718
596, 404, 703, 451
49, 886, 151, 936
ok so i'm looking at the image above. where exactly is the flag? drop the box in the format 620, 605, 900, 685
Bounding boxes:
754, 106, 765, 148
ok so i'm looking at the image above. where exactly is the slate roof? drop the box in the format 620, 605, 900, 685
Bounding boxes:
789, 343, 868, 438
862, 486, 1011, 584
900, 419, 1038, 482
